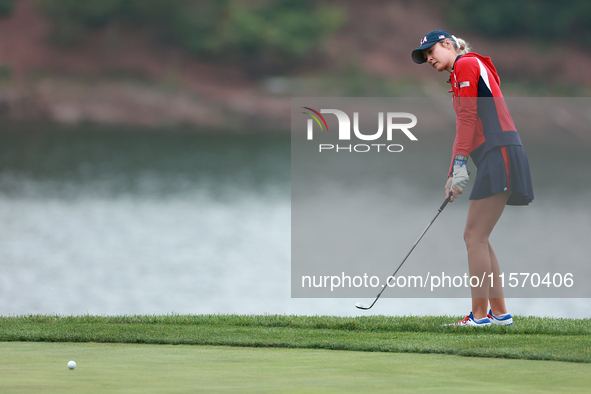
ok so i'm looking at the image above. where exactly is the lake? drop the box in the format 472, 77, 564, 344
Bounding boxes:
0, 124, 589, 318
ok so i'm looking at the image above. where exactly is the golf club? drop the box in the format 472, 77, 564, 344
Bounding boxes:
355, 196, 451, 310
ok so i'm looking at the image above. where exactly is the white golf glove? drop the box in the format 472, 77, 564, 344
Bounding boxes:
451, 155, 469, 190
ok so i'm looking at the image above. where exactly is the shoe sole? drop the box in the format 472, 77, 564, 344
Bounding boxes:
491, 320, 513, 326
488, 316, 514, 326
443, 322, 492, 327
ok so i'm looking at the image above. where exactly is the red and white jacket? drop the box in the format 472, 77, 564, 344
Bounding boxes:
448, 53, 522, 176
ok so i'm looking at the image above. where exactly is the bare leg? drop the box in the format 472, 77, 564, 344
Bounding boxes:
488, 241, 508, 316
464, 191, 511, 319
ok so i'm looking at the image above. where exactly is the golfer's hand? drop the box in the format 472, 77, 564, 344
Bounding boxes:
447, 155, 469, 201
445, 176, 462, 202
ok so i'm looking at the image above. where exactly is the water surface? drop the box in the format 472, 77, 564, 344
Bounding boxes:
0, 124, 589, 317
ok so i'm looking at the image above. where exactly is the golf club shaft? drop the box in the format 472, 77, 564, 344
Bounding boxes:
357, 196, 451, 310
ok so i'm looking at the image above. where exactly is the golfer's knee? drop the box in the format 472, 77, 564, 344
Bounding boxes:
464, 229, 487, 248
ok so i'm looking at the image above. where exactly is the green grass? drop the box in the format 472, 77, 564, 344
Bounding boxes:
1, 315, 590, 363
1, 342, 591, 393
1, 315, 590, 392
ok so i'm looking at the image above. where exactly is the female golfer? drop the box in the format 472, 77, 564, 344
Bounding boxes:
411, 30, 534, 326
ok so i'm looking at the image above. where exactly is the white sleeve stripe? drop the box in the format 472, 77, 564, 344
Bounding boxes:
476, 58, 492, 93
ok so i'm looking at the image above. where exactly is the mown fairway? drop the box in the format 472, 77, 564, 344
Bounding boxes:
1, 342, 590, 393
1, 315, 590, 392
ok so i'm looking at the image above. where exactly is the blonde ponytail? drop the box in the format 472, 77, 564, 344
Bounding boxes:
450, 35, 471, 55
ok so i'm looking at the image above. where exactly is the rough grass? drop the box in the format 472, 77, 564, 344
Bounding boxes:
1, 315, 589, 363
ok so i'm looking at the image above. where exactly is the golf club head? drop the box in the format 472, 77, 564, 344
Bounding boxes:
355, 302, 371, 310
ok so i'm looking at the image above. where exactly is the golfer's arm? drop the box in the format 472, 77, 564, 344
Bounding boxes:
449, 62, 479, 176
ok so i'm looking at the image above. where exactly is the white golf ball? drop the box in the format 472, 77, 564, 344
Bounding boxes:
67, 360, 76, 370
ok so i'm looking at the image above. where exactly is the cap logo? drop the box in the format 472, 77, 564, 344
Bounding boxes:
420, 36, 428, 45
438, 35, 445, 39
